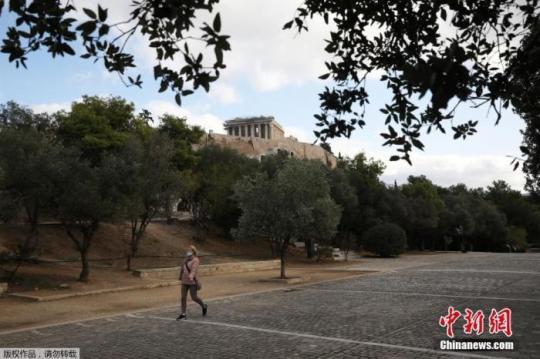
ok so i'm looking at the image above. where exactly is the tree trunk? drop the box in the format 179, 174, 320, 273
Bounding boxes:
79, 246, 90, 282
30, 203, 39, 236
269, 240, 275, 257
24, 201, 39, 236
344, 232, 351, 261
126, 254, 132, 271
279, 238, 289, 279
63, 222, 95, 282
127, 211, 153, 271
280, 250, 286, 279
126, 232, 140, 271
305, 238, 315, 259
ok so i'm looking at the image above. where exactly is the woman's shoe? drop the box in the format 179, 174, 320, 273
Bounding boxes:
176, 313, 187, 320
202, 304, 208, 317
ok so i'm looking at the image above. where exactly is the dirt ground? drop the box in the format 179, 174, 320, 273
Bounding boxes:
0, 265, 370, 332
0, 221, 372, 332
0, 221, 275, 267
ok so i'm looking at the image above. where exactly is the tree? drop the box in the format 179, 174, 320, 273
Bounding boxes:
182, 145, 259, 238
339, 153, 386, 238
120, 132, 181, 270
401, 175, 444, 250
158, 114, 205, 171
0, 103, 61, 235
1, 0, 230, 106
439, 190, 475, 251
519, 117, 540, 197
286, 1, 539, 162
0, 127, 62, 282
309, 196, 342, 260
486, 180, 540, 246
55, 153, 126, 281
234, 159, 340, 278
507, 21, 540, 196
0, 102, 65, 281
329, 167, 358, 260
469, 197, 508, 251
361, 222, 406, 257
377, 185, 410, 231
55, 96, 144, 165
4, 1, 539, 178
507, 225, 528, 252
0, 101, 53, 132
260, 150, 290, 179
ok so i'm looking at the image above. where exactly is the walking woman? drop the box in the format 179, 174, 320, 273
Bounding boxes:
177, 245, 208, 320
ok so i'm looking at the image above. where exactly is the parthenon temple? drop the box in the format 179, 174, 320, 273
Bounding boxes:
198, 116, 337, 168
223, 116, 284, 140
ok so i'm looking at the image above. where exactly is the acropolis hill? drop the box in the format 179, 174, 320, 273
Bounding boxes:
198, 116, 337, 167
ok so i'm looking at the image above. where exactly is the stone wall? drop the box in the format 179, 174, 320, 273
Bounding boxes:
132, 260, 281, 280
198, 133, 337, 168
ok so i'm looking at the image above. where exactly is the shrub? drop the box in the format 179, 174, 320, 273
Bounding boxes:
362, 223, 406, 257
507, 226, 528, 252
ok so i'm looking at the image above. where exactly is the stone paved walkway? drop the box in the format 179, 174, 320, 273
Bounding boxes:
1, 253, 539, 358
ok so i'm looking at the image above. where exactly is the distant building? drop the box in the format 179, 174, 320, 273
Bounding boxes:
224, 116, 285, 140
198, 116, 337, 168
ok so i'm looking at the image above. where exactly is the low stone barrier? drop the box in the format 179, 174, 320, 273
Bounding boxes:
132, 259, 280, 280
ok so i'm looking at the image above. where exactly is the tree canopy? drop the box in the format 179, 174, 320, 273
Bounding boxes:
2, 97, 540, 283
1, 0, 230, 106
286, 0, 539, 163
507, 21, 540, 196
234, 159, 340, 278
2, 1, 540, 194
55, 95, 143, 164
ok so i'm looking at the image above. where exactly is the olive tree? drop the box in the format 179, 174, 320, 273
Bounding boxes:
55, 153, 126, 282
234, 159, 341, 278
121, 132, 181, 270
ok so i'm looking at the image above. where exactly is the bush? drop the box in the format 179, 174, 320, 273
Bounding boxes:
507, 226, 528, 252
362, 223, 406, 257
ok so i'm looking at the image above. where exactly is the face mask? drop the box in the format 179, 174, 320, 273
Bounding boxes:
186, 251, 193, 257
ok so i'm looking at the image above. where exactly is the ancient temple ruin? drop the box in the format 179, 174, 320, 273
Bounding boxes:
223, 116, 284, 140
199, 116, 337, 168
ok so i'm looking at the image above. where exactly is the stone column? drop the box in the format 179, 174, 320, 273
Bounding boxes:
267, 124, 272, 139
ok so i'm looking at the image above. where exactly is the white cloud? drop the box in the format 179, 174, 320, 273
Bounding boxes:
67, 1, 412, 94
66, 0, 133, 23
128, 0, 331, 93
328, 137, 366, 159
379, 154, 525, 191
143, 100, 225, 134
217, 0, 330, 91
210, 82, 241, 104
283, 125, 312, 142
253, 62, 290, 92
67, 71, 94, 84
327, 137, 525, 190
30, 102, 71, 114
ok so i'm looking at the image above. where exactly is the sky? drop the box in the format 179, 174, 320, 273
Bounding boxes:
0, 0, 526, 191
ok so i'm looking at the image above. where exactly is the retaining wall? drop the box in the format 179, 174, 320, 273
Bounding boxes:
132, 259, 280, 280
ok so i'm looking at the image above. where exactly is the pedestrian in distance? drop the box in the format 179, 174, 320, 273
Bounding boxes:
176, 245, 208, 320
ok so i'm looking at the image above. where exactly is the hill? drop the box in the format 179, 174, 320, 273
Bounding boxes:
0, 221, 276, 270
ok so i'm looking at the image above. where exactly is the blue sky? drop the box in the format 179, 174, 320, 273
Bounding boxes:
0, 0, 526, 190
